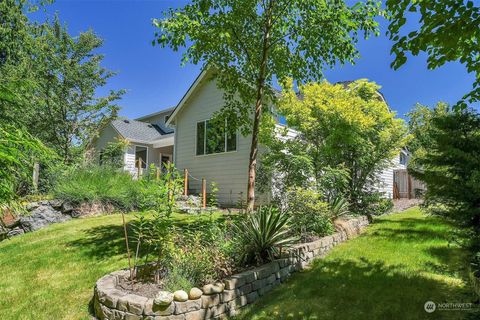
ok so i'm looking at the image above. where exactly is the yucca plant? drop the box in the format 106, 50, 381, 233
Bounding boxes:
329, 196, 350, 220
234, 206, 297, 265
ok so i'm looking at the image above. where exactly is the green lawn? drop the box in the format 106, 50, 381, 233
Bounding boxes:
238, 208, 476, 320
0, 211, 225, 320
0, 208, 475, 320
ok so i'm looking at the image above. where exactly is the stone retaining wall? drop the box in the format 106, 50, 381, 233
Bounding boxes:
93, 216, 369, 320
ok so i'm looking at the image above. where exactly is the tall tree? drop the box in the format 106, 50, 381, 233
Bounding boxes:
154, 0, 382, 210
408, 106, 480, 248
386, 0, 480, 109
30, 16, 124, 163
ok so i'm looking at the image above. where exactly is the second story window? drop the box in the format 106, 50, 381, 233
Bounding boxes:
196, 118, 237, 156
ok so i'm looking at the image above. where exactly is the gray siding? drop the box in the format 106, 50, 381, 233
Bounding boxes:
94, 124, 121, 152
174, 79, 251, 206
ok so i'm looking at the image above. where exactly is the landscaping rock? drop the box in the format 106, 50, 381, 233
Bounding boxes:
49, 199, 63, 209
188, 287, 203, 300
154, 291, 174, 307
144, 298, 175, 316
69, 210, 81, 218
61, 202, 74, 213
20, 204, 71, 232
7, 227, 24, 237
201, 294, 220, 308
174, 299, 201, 314
173, 290, 189, 302
93, 215, 371, 320
25, 202, 39, 211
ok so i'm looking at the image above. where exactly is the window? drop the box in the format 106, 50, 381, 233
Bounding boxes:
135, 146, 148, 169
196, 119, 237, 155
399, 152, 407, 165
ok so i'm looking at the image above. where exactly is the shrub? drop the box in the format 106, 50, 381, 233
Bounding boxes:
53, 166, 140, 210
286, 187, 334, 238
234, 206, 297, 265
328, 195, 350, 220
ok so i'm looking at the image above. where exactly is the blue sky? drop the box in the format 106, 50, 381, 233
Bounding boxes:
31, 0, 477, 120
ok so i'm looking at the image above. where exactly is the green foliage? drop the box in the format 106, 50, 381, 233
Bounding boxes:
368, 196, 394, 216
408, 106, 480, 246
234, 206, 297, 265
271, 79, 409, 215
53, 166, 140, 210
329, 195, 351, 220
207, 181, 219, 208
154, 0, 382, 209
386, 0, 479, 108
285, 187, 334, 238
100, 138, 129, 169
1, 2, 124, 164
0, 124, 53, 203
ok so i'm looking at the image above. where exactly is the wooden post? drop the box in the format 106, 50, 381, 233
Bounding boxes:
202, 178, 207, 209
137, 157, 142, 179
121, 212, 133, 280
156, 167, 161, 181
32, 162, 40, 193
407, 174, 412, 199
184, 169, 188, 196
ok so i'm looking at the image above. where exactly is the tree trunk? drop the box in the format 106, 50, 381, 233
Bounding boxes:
246, 2, 273, 212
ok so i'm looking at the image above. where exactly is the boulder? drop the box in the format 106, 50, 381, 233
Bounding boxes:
61, 202, 74, 213
49, 199, 63, 209
202, 282, 224, 295
153, 291, 173, 307
7, 227, 25, 237
25, 202, 39, 211
188, 287, 203, 300
69, 210, 81, 218
173, 290, 188, 302
20, 204, 71, 232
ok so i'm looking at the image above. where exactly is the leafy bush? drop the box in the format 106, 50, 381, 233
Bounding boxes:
53, 166, 140, 210
0, 125, 54, 203
234, 206, 297, 265
286, 187, 334, 238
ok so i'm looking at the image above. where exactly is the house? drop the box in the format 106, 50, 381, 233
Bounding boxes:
94, 107, 175, 177
94, 68, 418, 205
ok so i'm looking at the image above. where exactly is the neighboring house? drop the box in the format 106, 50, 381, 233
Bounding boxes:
94, 107, 175, 177
374, 149, 410, 199
94, 68, 418, 205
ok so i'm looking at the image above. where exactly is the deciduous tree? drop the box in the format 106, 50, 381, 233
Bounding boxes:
154, 0, 382, 211
274, 79, 409, 213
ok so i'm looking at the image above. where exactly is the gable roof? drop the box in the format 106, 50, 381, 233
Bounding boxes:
166, 68, 210, 127
111, 119, 170, 143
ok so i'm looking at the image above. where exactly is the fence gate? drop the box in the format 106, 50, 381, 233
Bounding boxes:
393, 169, 426, 199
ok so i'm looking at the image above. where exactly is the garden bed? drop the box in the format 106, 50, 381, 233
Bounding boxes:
93, 216, 369, 320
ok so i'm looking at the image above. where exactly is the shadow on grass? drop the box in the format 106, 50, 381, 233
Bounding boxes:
65, 213, 236, 261
238, 213, 476, 320
238, 257, 475, 320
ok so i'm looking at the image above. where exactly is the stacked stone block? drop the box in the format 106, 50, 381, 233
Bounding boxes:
94, 216, 369, 320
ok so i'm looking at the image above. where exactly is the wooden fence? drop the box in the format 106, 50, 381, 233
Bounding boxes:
393, 169, 426, 199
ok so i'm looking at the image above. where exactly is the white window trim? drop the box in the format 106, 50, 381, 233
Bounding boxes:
134, 145, 149, 168
195, 118, 238, 157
